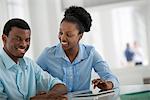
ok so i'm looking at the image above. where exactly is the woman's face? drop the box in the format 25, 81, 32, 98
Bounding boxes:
58, 21, 83, 52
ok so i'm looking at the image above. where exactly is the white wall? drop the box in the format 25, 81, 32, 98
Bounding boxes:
146, 0, 150, 65
0, 0, 8, 48
28, 0, 62, 59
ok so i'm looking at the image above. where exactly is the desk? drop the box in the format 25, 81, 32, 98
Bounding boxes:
120, 84, 150, 100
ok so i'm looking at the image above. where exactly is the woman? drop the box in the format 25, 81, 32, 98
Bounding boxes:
37, 6, 119, 92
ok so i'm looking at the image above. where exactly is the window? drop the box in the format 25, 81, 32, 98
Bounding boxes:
6, 0, 33, 58
84, 0, 149, 68
112, 2, 149, 67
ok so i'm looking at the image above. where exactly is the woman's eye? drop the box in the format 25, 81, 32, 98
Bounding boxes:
67, 33, 73, 37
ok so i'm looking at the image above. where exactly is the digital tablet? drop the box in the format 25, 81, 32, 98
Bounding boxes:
72, 89, 115, 97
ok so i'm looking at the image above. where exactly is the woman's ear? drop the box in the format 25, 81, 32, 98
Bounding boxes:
79, 33, 83, 40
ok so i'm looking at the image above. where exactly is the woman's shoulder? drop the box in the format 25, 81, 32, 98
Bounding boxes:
43, 45, 58, 54
80, 44, 96, 54
81, 44, 95, 50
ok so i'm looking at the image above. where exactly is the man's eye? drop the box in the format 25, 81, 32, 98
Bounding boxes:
15, 37, 21, 41
25, 38, 30, 42
59, 32, 63, 35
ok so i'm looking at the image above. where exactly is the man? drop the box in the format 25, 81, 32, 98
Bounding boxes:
0, 18, 67, 100
124, 43, 134, 62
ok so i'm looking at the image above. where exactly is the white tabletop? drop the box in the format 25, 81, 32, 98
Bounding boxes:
120, 84, 150, 95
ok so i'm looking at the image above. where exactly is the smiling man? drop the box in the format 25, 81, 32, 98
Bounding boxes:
0, 18, 68, 100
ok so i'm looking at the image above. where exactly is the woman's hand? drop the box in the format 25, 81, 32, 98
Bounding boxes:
92, 78, 113, 91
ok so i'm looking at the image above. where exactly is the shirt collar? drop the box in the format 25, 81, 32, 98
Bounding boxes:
55, 44, 88, 64
0, 48, 27, 69
55, 44, 68, 61
74, 44, 88, 64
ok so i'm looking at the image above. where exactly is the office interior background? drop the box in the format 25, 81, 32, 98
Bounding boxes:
0, 0, 150, 87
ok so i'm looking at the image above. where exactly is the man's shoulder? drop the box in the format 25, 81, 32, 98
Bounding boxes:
23, 57, 35, 65
0, 56, 5, 69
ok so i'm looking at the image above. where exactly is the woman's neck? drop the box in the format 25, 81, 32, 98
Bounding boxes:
65, 47, 79, 63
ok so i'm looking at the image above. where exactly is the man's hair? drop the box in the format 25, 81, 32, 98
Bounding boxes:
3, 18, 30, 36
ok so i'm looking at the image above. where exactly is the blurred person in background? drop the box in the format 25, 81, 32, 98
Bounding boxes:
133, 41, 144, 66
124, 43, 135, 66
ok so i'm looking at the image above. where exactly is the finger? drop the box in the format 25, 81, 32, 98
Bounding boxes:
92, 79, 97, 84
51, 95, 68, 100
61, 96, 68, 100
93, 84, 97, 89
95, 80, 101, 85
37, 91, 47, 95
99, 81, 104, 84
92, 79, 100, 84
30, 96, 36, 99
92, 78, 100, 82
93, 80, 101, 89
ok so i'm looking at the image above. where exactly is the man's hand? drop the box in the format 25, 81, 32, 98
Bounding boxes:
30, 84, 68, 100
30, 92, 68, 100
92, 78, 113, 91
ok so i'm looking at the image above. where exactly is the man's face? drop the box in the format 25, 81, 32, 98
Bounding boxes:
2, 27, 31, 59
58, 21, 82, 51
